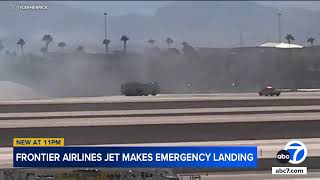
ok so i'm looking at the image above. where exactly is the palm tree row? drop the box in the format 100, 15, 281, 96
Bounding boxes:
13, 34, 132, 56
285, 34, 316, 47
12, 33, 317, 57
16, 34, 57, 56
147, 38, 175, 48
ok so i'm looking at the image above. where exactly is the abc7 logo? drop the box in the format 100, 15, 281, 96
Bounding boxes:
276, 140, 307, 164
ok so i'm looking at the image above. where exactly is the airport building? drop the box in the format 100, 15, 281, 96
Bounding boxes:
259, 42, 303, 49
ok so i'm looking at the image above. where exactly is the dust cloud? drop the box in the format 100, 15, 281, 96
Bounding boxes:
0, 81, 45, 100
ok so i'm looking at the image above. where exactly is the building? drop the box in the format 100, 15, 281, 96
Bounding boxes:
259, 42, 303, 49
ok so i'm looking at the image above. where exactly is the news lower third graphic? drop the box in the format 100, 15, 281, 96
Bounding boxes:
12, 138, 258, 168
273, 140, 308, 175
13, 138, 64, 147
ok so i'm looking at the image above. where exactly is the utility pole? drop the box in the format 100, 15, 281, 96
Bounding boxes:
104, 12, 108, 54
104, 12, 107, 40
277, 11, 282, 43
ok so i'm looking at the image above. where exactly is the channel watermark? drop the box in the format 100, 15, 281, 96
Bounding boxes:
272, 167, 307, 175
273, 140, 308, 175
13, 5, 48, 11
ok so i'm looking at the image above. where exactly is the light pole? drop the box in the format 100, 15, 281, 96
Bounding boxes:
104, 12, 108, 54
104, 12, 107, 40
277, 11, 282, 43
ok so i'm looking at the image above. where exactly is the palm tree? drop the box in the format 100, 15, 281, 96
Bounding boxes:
58, 42, 66, 50
307, 37, 315, 47
40, 47, 46, 56
42, 34, 53, 54
17, 38, 26, 56
120, 35, 129, 53
148, 39, 155, 46
284, 34, 296, 89
166, 37, 174, 48
102, 39, 111, 54
285, 34, 295, 47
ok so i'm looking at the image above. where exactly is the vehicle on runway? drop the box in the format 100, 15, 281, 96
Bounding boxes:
121, 82, 160, 96
259, 86, 281, 96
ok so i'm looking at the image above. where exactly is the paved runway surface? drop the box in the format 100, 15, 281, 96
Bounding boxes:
1, 112, 320, 128
1, 92, 320, 113
0, 92, 319, 147
1, 92, 320, 171
1, 105, 320, 121
1, 119, 320, 147
4, 92, 320, 104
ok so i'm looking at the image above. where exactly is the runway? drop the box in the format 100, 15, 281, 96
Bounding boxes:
1, 112, 320, 128
1, 94, 320, 146
4, 92, 320, 104
1, 105, 320, 120
1, 92, 320, 113
1, 115, 320, 147
0, 92, 319, 171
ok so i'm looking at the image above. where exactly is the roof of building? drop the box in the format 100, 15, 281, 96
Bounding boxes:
259, 42, 303, 49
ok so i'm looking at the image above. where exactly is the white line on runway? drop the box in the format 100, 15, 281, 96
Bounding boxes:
1, 92, 320, 104
1, 105, 320, 119
1, 112, 320, 128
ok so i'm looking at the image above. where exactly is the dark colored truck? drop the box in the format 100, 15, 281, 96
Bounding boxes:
121, 82, 160, 96
259, 86, 281, 96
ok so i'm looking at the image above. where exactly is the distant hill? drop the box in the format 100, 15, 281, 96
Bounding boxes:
0, 1, 320, 53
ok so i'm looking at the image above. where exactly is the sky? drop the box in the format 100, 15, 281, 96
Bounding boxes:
258, 1, 320, 11
2, 1, 320, 51
58, 1, 170, 16
57, 1, 320, 16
